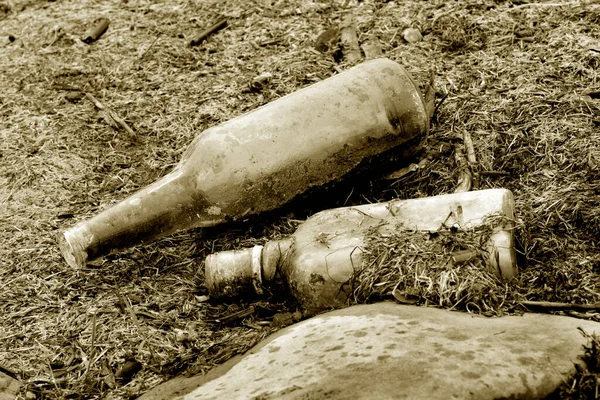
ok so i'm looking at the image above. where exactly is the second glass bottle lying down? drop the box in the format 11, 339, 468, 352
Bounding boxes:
205, 189, 517, 315
58, 58, 430, 269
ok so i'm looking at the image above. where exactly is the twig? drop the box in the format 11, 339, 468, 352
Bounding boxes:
85, 93, 136, 137
190, 18, 227, 46
211, 306, 256, 325
433, 91, 449, 121
480, 170, 510, 177
259, 37, 283, 47
453, 142, 472, 193
82, 18, 110, 44
90, 310, 97, 360
138, 36, 160, 60
424, 70, 436, 122
123, 296, 144, 335
520, 300, 600, 311
463, 130, 477, 164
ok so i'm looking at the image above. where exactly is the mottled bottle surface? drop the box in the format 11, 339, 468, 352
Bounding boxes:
59, 58, 430, 268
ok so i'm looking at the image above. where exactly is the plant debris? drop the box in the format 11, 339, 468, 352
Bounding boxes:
551, 329, 600, 399
351, 216, 520, 316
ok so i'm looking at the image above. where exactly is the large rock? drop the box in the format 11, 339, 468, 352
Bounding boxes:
141, 302, 600, 400
0, 371, 20, 400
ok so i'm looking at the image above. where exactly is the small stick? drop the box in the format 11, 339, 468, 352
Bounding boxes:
212, 306, 256, 324
424, 70, 436, 121
259, 37, 283, 47
463, 130, 477, 164
190, 18, 227, 46
124, 296, 144, 334
480, 170, 510, 177
138, 36, 160, 60
82, 18, 110, 44
520, 300, 600, 311
453, 143, 472, 193
90, 310, 97, 358
85, 93, 136, 137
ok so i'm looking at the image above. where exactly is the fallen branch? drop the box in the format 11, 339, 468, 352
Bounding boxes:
85, 93, 136, 137
520, 300, 600, 311
190, 18, 227, 46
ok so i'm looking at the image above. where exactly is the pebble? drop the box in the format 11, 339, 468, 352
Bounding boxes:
403, 28, 423, 43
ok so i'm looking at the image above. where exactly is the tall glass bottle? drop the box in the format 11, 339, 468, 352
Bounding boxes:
59, 58, 430, 268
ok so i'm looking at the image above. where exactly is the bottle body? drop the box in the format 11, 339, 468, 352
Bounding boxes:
204, 189, 517, 315
60, 58, 430, 268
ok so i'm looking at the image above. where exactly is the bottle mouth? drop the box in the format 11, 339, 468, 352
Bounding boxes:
58, 227, 90, 269
204, 245, 264, 297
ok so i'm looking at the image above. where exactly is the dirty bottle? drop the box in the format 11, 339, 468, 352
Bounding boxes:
204, 189, 517, 315
59, 58, 430, 269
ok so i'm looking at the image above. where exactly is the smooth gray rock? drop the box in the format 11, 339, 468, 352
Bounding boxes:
140, 302, 600, 400
0, 371, 20, 400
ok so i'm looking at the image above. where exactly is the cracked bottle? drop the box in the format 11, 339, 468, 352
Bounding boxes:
204, 189, 517, 315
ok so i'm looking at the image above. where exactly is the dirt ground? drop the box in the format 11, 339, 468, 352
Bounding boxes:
1, 0, 600, 398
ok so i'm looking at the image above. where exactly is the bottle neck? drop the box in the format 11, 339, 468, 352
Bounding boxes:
261, 237, 293, 282
60, 169, 226, 268
204, 237, 294, 298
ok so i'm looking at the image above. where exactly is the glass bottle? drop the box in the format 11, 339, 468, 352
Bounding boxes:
205, 189, 517, 315
59, 58, 430, 268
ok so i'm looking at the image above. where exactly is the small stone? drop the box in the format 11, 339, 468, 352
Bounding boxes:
271, 312, 294, 327
115, 359, 142, 384
250, 72, 273, 92
174, 328, 190, 343
64, 91, 84, 103
403, 27, 422, 43
139, 303, 600, 400
195, 295, 210, 302
314, 27, 340, 53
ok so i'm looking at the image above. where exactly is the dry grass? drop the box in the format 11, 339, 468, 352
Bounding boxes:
1, 0, 600, 398
351, 215, 521, 316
